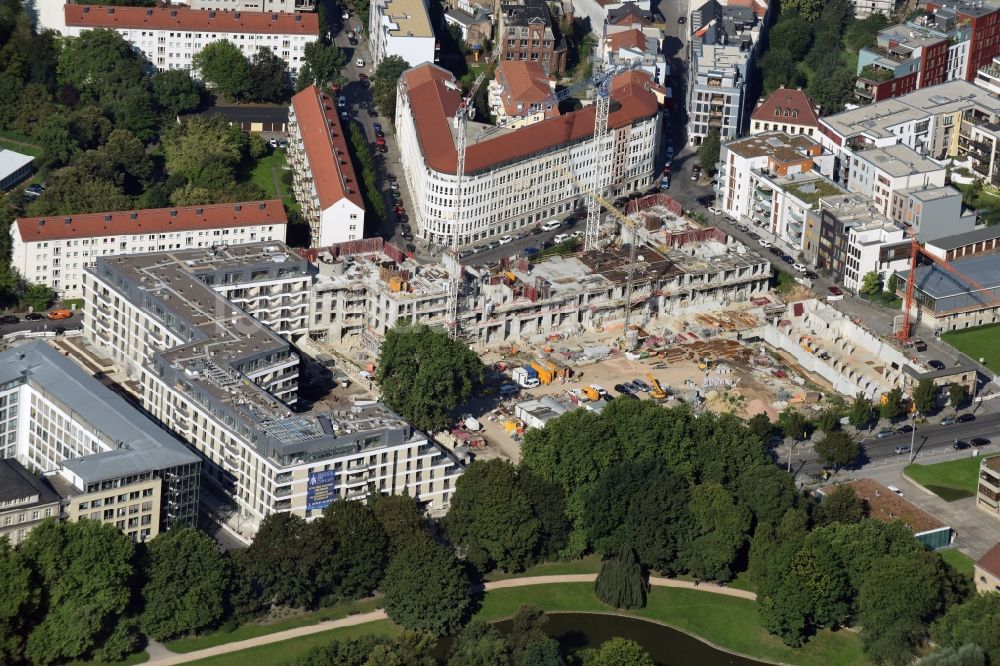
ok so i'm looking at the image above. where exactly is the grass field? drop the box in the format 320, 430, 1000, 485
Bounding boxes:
0, 129, 42, 156
943, 323, 1000, 370
69, 652, 149, 666
940, 549, 975, 580
188, 584, 864, 666
166, 598, 381, 653
483, 555, 602, 582
249, 150, 291, 200
904, 455, 997, 501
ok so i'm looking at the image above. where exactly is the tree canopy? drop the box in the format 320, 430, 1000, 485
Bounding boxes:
698, 130, 721, 173
372, 56, 411, 119
193, 40, 252, 100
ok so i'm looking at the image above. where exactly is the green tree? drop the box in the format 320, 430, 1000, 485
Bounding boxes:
881, 387, 904, 420
68, 104, 112, 150
193, 40, 252, 100
814, 431, 859, 471
307, 500, 388, 602
291, 634, 392, 666
949, 383, 967, 410
298, 41, 347, 90
506, 606, 560, 665
887, 272, 900, 295
767, 19, 813, 60
517, 468, 571, 559
244, 512, 315, 609
443, 459, 541, 573
919, 644, 986, 666
20, 520, 137, 665
372, 55, 411, 119
163, 114, 247, 190
223, 548, 267, 621
686, 482, 752, 582
249, 47, 291, 103
809, 67, 857, 113
849, 392, 874, 429
594, 548, 647, 609
36, 113, 77, 168
784, 0, 824, 20
860, 271, 882, 298
778, 407, 809, 440
735, 463, 797, 527
139, 527, 228, 641
758, 49, 803, 93
447, 620, 512, 666
382, 535, 471, 636
152, 69, 203, 116
362, 632, 437, 666
57, 29, 145, 104
102, 128, 153, 193
24, 165, 131, 216
814, 485, 865, 526
375, 322, 485, 433
371, 493, 426, 553
20, 283, 53, 312
747, 412, 774, 442
913, 378, 937, 415
932, 593, 1000, 664
0, 538, 36, 665
844, 14, 889, 52
582, 637, 654, 666
698, 130, 721, 174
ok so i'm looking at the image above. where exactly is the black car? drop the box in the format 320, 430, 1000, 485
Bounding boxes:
613, 383, 632, 395
897, 424, 913, 433
402, 232, 414, 241
0, 315, 18, 324
53, 326, 65, 335
398, 214, 409, 224
564, 216, 577, 227
972, 437, 991, 447
348, 37, 358, 45
678, 15, 687, 23
24, 313, 44, 321
957, 413, 976, 423
387, 174, 397, 183
782, 255, 794, 264
375, 130, 385, 138
530, 226, 543, 235
401, 224, 412, 234
953, 439, 970, 450
405, 243, 416, 253
928, 359, 946, 370
541, 240, 554, 249
367, 107, 378, 117
805, 271, 820, 280
378, 145, 388, 153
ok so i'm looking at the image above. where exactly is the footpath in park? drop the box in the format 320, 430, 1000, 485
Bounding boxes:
146, 574, 756, 665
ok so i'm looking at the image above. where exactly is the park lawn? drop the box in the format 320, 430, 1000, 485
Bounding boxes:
166, 597, 381, 653
0, 137, 42, 156
904, 455, 998, 501
943, 323, 1000, 370
940, 549, 976, 580
69, 652, 149, 666
483, 554, 602, 581
188, 620, 401, 666
250, 149, 290, 200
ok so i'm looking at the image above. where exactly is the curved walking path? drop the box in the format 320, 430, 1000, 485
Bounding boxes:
147, 574, 756, 664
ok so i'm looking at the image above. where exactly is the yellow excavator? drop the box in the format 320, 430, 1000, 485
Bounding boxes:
647, 373, 667, 400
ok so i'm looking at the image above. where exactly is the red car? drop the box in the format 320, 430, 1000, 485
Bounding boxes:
358, 72, 368, 80
394, 204, 405, 214
375, 136, 386, 146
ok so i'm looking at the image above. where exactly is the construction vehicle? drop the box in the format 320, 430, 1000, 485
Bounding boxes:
698, 356, 714, 371
647, 373, 667, 400
582, 386, 600, 401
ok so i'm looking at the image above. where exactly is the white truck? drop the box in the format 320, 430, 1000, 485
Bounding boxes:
512, 366, 540, 388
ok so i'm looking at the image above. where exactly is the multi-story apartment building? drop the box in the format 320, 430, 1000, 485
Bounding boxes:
396, 63, 661, 246
603, 28, 669, 88
853, 0, 898, 18
977, 456, 1000, 518
974, 54, 1000, 95
63, 5, 318, 76
718, 132, 840, 249
0, 342, 201, 542
83, 244, 465, 532
498, 0, 567, 76
368, 0, 436, 69
189, 0, 315, 14
843, 143, 947, 217
749, 88, 822, 138
806, 193, 912, 290
891, 184, 976, 240
0, 458, 61, 546
10, 200, 287, 299
687, 0, 768, 144
487, 61, 559, 127
288, 86, 366, 247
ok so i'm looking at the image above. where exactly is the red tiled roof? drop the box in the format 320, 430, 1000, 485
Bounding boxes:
977, 542, 1000, 578
495, 61, 559, 119
403, 63, 659, 176
64, 4, 319, 35
290, 86, 365, 211
15, 200, 287, 243
606, 28, 648, 51
751, 88, 822, 127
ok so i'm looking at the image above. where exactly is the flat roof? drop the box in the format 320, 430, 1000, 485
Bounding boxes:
835, 478, 947, 534
0, 343, 199, 482
899, 184, 959, 202
854, 143, 943, 178
15, 200, 287, 243
927, 225, 1000, 250
65, 4, 319, 34
724, 131, 823, 162
0, 458, 60, 504
379, 0, 433, 38
0, 148, 33, 178
905, 251, 1000, 298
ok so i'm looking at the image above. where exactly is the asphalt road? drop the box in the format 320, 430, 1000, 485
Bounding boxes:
0, 313, 83, 336
786, 411, 1000, 477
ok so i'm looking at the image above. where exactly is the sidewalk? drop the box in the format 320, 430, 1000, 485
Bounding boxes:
146, 574, 756, 664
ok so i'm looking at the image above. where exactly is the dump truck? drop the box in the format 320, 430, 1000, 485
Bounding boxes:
647, 373, 667, 400
512, 366, 540, 388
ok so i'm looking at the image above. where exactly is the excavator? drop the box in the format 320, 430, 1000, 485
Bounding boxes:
647, 373, 667, 400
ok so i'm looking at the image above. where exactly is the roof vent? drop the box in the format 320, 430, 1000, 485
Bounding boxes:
295, 14, 301, 21
104, 214, 112, 222
235, 11, 240, 18
170, 210, 178, 217
64, 217, 72, 225
83, 5, 89, 12
209, 10, 216, 17
170, 9, 177, 16
38, 220, 45, 227
107, 7, 114, 14
258, 202, 266, 209
196, 207, 204, 214
130, 212, 138, 220
235, 204, 242, 211
146, 9, 152, 16
272, 12, 278, 19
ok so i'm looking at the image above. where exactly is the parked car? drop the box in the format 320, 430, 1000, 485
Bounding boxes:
378, 145, 388, 153
706, 206, 720, 216
678, 15, 687, 23
972, 437, 991, 447
758, 239, 772, 248
521, 246, 539, 257
876, 429, 895, 439
348, 37, 358, 46
541, 219, 562, 232
589, 384, 608, 396
355, 58, 365, 67
530, 226, 543, 235
498, 236, 513, 245
953, 439, 970, 450
375, 123, 384, 133
748, 232, 761, 241
405, 243, 416, 253
394, 205, 405, 214
940, 416, 956, 426
928, 359, 946, 370
337, 95, 347, 108
887, 484, 904, 496
893, 445, 908, 455
346, 29, 355, 38
375, 136, 386, 146
341, 10, 350, 19
957, 413, 976, 423
402, 232, 414, 241
793, 263, 807, 273
398, 214, 409, 224
24, 313, 44, 321
781, 254, 794, 264
46, 309, 73, 320
553, 233, 570, 244
24, 184, 44, 198
401, 224, 412, 234
805, 271, 820, 280
0, 315, 18, 324
632, 378, 651, 392
827, 286, 844, 297
563, 216, 577, 227
358, 72, 368, 80
614, 383, 632, 395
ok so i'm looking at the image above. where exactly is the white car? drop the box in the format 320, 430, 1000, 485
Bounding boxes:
887, 484, 904, 496
541, 219, 562, 232
759, 239, 772, 248
589, 384, 608, 396
793, 262, 807, 273
341, 10, 350, 19
707, 206, 720, 216
571, 230, 585, 238
553, 233, 570, 244
497, 236, 513, 245
355, 58, 365, 67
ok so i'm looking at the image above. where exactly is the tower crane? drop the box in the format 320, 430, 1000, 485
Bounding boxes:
444, 51, 642, 338
896, 226, 1000, 342
560, 167, 643, 344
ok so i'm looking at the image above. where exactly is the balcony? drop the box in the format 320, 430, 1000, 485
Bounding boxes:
274, 486, 292, 498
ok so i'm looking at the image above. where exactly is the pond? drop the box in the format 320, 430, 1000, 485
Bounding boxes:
436, 612, 768, 666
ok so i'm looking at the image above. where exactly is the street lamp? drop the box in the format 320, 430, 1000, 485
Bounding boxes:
908, 412, 918, 464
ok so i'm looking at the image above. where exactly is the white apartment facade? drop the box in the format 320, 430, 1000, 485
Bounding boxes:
397, 63, 661, 246
63, 5, 318, 76
188, 0, 315, 13
368, 0, 436, 68
844, 143, 947, 218
83, 243, 464, 532
288, 86, 366, 247
10, 200, 287, 299
843, 219, 910, 291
